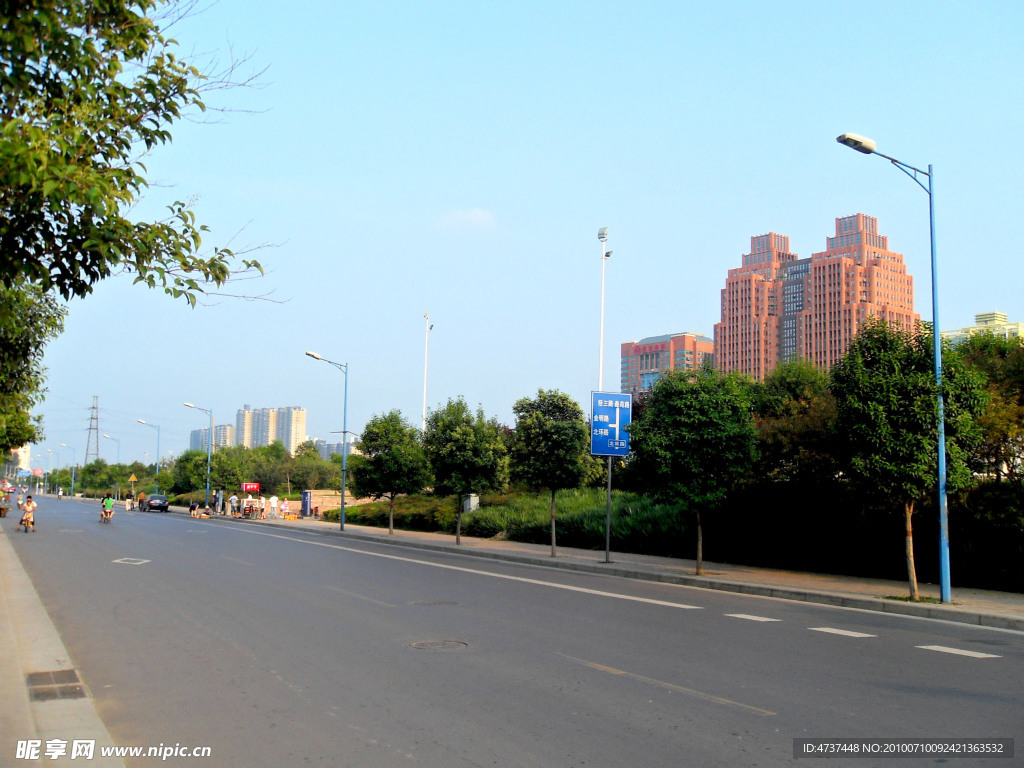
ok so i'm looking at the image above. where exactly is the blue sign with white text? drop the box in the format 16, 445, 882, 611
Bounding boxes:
591, 392, 632, 457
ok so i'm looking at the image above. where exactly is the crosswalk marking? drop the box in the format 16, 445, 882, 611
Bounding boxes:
916, 645, 1001, 659
809, 627, 876, 638
725, 613, 781, 622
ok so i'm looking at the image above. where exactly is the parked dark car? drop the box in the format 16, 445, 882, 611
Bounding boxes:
142, 494, 169, 512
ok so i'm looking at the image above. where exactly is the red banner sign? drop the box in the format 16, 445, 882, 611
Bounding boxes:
242, 482, 260, 492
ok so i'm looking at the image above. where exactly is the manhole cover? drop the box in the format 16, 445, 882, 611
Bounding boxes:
408, 640, 468, 652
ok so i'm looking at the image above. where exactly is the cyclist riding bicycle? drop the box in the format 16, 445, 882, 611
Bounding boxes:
100, 494, 115, 522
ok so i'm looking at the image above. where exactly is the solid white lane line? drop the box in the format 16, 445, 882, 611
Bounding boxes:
725, 614, 781, 622
809, 627, 876, 638
185, 520, 705, 611
915, 645, 1001, 659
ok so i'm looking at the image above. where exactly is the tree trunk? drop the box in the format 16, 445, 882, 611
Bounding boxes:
695, 510, 703, 575
388, 494, 395, 535
455, 495, 462, 545
549, 488, 557, 558
905, 501, 919, 601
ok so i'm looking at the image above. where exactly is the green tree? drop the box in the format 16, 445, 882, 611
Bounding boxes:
751, 359, 838, 484
628, 366, 757, 574
423, 398, 509, 544
0, 0, 262, 303
511, 390, 590, 556
210, 445, 251, 493
350, 410, 431, 534
0, 282, 65, 452
170, 449, 209, 494
958, 333, 1024, 487
829, 320, 985, 599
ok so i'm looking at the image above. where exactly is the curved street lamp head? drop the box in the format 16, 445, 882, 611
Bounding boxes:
837, 133, 877, 155
305, 351, 322, 360
102, 434, 112, 440
183, 402, 195, 408
137, 419, 147, 425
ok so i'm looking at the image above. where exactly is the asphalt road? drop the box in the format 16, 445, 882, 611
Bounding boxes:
8, 497, 1023, 767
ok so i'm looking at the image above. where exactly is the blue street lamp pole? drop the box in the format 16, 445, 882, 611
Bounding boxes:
306, 351, 349, 531
60, 443, 76, 498
137, 419, 162, 494
837, 133, 951, 604
183, 403, 213, 506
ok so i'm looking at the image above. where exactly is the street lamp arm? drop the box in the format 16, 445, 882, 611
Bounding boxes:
880, 155, 931, 195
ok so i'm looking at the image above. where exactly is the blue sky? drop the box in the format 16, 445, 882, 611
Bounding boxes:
33, 0, 1024, 469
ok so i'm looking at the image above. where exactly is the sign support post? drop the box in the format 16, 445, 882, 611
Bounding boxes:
591, 392, 632, 564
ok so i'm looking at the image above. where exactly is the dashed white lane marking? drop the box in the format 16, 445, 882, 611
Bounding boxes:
725, 614, 781, 622
809, 627, 876, 638
183, 520, 705, 610
916, 645, 1001, 659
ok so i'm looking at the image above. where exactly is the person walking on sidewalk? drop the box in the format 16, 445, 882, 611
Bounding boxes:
269, 494, 279, 519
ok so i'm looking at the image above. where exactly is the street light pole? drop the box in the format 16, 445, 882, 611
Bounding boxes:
836, 132, 950, 604
422, 312, 433, 434
102, 434, 121, 499
137, 419, 162, 493
60, 443, 76, 499
46, 449, 54, 495
306, 351, 349, 531
183, 403, 213, 506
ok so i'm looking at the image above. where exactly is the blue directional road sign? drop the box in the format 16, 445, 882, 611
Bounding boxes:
591, 392, 632, 457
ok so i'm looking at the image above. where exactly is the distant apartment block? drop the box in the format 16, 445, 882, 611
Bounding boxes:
235, 405, 307, 454
190, 424, 235, 452
620, 332, 714, 394
942, 312, 1023, 345
715, 214, 918, 380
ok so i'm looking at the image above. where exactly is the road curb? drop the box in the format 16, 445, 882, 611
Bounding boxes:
0, 527, 125, 766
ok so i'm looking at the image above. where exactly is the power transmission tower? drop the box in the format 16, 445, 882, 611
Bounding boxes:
84, 396, 100, 464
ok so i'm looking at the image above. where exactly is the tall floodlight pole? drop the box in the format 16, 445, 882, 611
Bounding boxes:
306, 352, 349, 531
137, 419, 162, 493
60, 443, 76, 499
422, 312, 434, 434
837, 132, 950, 604
183, 403, 213, 506
102, 434, 121, 499
596, 227, 617, 563
598, 227, 610, 389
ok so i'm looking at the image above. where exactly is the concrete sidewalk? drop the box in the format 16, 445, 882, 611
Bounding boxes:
0, 524, 124, 766
239, 512, 1024, 632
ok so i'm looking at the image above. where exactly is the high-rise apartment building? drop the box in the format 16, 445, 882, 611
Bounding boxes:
275, 406, 307, 455
714, 232, 798, 379
715, 214, 918, 380
620, 332, 715, 394
190, 425, 236, 452
234, 405, 307, 454
235, 406, 253, 449
942, 312, 1023, 345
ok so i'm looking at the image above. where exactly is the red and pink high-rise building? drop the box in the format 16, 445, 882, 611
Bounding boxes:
714, 214, 918, 379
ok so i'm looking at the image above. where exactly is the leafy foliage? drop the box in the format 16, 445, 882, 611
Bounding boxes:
627, 365, 757, 573
510, 389, 590, 553
423, 397, 509, 542
0, 0, 261, 303
0, 281, 65, 452
350, 410, 430, 533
